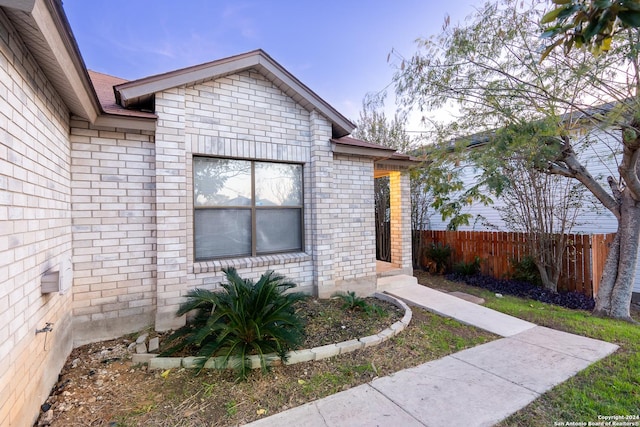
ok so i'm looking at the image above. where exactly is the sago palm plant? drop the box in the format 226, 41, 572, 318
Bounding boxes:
162, 268, 306, 380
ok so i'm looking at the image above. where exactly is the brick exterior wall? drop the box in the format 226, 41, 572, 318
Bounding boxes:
154, 70, 318, 328
329, 155, 377, 296
389, 171, 413, 274
69, 122, 156, 345
0, 10, 74, 427
0, 33, 413, 422
309, 110, 336, 297
154, 88, 189, 331
66, 69, 398, 334
65, 68, 393, 336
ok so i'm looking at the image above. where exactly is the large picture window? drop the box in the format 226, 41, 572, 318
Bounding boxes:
194, 157, 303, 260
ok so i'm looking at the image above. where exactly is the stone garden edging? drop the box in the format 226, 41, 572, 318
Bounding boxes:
132, 292, 412, 370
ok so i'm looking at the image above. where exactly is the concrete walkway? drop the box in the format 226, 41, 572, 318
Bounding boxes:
246, 280, 619, 427
386, 282, 537, 337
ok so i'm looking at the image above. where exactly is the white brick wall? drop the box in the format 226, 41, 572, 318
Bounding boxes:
69, 68, 393, 345
0, 10, 74, 427
154, 88, 188, 331
69, 122, 157, 344
183, 71, 315, 301
309, 110, 336, 297
331, 155, 376, 291
0, 13, 415, 423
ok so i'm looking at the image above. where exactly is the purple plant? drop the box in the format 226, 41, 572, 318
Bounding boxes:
446, 273, 595, 311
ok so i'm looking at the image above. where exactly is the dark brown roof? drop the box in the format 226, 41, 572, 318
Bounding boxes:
331, 136, 419, 164
88, 70, 156, 119
331, 136, 397, 152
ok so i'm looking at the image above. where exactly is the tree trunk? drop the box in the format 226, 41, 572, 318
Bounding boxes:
537, 263, 557, 292
593, 192, 640, 321
532, 235, 559, 292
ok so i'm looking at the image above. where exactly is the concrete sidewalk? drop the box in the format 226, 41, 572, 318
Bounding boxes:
386, 282, 537, 337
246, 281, 618, 427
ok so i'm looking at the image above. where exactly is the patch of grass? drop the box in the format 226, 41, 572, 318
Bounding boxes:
490, 297, 640, 426
201, 381, 216, 398
344, 362, 378, 376
225, 400, 238, 417
415, 270, 494, 298
415, 272, 640, 425
300, 372, 345, 397
420, 316, 491, 353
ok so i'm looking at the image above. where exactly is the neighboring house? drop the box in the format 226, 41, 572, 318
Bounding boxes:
0, 1, 413, 425
426, 127, 640, 300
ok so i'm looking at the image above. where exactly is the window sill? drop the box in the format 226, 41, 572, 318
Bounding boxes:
192, 252, 312, 274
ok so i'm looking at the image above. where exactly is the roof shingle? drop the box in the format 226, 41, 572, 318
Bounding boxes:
88, 70, 156, 119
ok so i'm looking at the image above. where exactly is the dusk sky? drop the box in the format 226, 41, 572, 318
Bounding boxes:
63, 1, 480, 131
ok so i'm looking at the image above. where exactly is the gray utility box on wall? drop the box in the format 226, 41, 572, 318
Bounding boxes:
41, 270, 60, 294
41, 256, 72, 295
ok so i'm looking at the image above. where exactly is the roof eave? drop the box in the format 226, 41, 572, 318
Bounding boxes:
376, 157, 421, 168
331, 140, 396, 160
114, 49, 355, 137
0, 0, 101, 121
1, 0, 35, 11
93, 113, 157, 132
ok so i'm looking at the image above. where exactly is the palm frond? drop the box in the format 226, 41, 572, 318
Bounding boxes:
167, 268, 306, 380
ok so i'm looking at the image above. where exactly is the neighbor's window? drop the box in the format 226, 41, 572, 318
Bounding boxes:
193, 157, 303, 260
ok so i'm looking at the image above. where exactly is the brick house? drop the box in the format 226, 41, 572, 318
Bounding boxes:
0, 1, 413, 425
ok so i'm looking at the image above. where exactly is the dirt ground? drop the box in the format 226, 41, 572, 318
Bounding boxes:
35, 293, 496, 426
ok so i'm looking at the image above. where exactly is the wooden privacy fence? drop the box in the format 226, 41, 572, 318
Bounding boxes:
421, 230, 616, 298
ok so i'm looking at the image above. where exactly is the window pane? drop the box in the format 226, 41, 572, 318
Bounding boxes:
256, 209, 302, 253
194, 158, 251, 206
195, 209, 251, 259
255, 162, 302, 206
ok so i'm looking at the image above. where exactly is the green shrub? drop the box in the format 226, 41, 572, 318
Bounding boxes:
510, 256, 542, 286
365, 303, 389, 318
453, 256, 482, 276
331, 291, 388, 317
332, 291, 369, 311
424, 242, 453, 274
162, 268, 306, 380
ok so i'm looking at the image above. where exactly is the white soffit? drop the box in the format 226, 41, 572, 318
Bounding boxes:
0, 0, 100, 121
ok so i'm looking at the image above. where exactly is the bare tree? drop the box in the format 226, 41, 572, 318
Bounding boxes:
495, 159, 584, 291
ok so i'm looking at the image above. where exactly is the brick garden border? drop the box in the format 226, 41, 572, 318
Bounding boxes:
132, 292, 412, 370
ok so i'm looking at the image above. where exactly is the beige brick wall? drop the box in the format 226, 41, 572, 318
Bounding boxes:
150, 69, 382, 321
309, 111, 336, 298
154, 88, 188, 331
65, 68, 390, 341
389, 170, 413, 274
327, 154, 377, 296
69, 122, 157, 344
174, 70, 316, 324
0, 10, 74, 427
0, 10, 412, 423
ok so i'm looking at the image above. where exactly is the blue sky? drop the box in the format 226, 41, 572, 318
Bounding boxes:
63, 1, 479, 128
